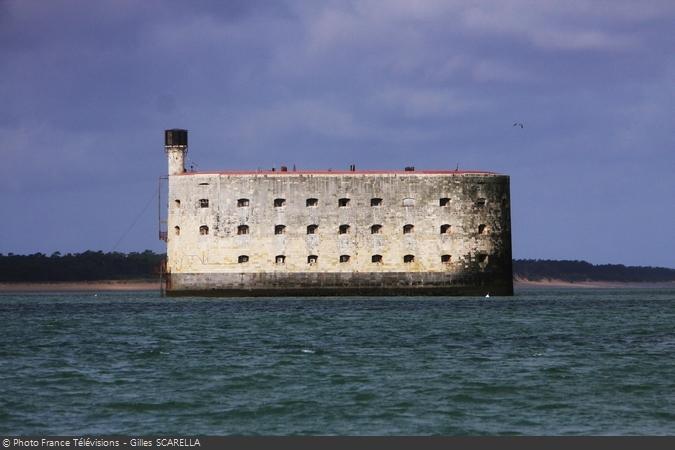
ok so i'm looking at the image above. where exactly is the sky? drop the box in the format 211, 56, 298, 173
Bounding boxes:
1, 0, 673, 267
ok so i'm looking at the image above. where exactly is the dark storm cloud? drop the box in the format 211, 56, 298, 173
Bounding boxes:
1, 0, 673, 266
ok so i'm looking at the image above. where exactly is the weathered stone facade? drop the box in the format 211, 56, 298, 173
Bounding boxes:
163, 130, 513, 296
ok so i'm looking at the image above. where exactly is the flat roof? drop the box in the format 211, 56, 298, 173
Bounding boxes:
177, 169, 500, 176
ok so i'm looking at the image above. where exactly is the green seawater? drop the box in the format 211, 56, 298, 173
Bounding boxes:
1, 288, 674, 435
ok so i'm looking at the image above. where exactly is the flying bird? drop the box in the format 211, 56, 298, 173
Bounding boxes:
513, 122, 524, 128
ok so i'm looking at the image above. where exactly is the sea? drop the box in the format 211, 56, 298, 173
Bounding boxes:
1, 288, 674, 436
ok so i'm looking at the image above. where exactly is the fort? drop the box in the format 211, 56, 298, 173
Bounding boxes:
161, 129, 513, 296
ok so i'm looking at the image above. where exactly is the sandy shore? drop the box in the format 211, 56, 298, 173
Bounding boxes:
514, 278, 675, 289
0, 280, 160, 292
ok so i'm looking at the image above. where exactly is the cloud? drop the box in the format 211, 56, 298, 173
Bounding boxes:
458, 0, 671, 51
299, 0, 656, 54
231, 99, 369, 141
1, 0, 674, 264
471, 60, 532, 82
529, 29, 637, 51
372, 86, 491, 118
0, 123, 104, 192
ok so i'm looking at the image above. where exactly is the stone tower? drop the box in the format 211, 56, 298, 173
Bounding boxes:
164, 129, 188, 176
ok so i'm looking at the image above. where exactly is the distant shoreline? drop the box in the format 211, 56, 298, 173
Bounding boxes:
1, 278, 674, 293
514, 278, 675, 289
0, 280, 160, 292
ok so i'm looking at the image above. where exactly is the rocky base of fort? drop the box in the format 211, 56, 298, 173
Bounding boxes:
166, 271, 514, 296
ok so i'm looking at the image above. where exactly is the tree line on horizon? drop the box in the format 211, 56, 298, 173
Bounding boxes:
0, 251, 673, 283
513, 259, 675, 282
0, 251, 164, 282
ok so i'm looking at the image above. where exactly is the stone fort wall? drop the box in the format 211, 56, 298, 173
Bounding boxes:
165, 170, 513, 296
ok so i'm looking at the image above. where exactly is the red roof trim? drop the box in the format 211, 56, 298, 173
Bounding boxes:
177, 169, 500, 176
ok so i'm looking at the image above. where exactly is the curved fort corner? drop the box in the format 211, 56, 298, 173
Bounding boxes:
162, 129, 513, 297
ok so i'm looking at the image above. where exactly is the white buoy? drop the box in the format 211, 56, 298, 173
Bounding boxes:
485, 293, 490, 298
